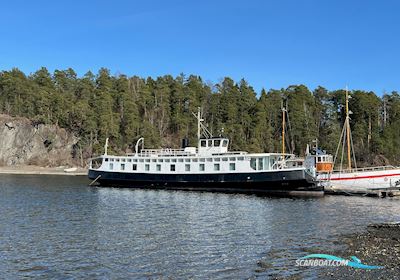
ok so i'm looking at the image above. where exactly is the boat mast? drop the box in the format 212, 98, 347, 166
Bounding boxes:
282, 106, 286, 155
197, 107, 202, 142
192, 107, 213, 151
104, 137, 109, 156
345, 88, 351, 170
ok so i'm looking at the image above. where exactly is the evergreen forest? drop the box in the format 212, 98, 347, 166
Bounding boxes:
1, 67, 400, 166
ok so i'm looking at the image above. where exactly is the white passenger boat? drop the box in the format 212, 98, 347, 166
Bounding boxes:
88, 109, 322, 196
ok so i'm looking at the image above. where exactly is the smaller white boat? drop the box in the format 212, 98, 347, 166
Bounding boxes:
64, 167, 78, 173
306, 89, 400, 191
318, 165, 400, 190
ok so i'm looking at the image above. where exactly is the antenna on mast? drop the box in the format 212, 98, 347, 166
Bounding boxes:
192, 108, 212, 149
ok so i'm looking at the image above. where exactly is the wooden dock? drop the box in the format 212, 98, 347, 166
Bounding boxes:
324, 185, 400, 197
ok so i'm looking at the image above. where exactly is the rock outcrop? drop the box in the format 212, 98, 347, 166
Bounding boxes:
0, 114, 78, 166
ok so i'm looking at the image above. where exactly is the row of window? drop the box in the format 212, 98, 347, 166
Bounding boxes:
200, 139, 229, 148
105, 157, 244, 163
316, 155, 332, 163
110, 163, 236, 172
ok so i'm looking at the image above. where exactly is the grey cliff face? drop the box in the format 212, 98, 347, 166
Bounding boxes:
0, 114, 78, 166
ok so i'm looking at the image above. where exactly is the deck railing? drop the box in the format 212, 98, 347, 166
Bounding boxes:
332, 165, 396, 174
211, 151, 247, 156
132, 148, 196, 157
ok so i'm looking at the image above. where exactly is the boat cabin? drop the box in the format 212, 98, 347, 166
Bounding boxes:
315, 154, 333, 173
198, 137, 229, 156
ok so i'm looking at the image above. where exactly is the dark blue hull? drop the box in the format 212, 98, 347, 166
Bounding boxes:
88, 169, 322, 196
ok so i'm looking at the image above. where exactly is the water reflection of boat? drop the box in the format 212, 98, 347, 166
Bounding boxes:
88, 109, 321, 196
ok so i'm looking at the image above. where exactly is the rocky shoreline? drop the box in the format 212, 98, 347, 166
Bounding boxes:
320, 223, 400, 279
0, 165, 87, 176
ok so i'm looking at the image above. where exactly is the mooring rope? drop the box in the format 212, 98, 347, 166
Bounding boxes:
89, 175, 102, 186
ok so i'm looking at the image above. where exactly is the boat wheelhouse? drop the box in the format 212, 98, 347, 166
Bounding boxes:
88, 109, 321, 196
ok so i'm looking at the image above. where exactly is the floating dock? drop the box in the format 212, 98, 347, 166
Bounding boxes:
324, 185, 400, 198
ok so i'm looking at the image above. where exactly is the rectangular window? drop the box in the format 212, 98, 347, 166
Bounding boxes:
258, 158, 264, 170
214, 158, 220, 162
132, 164, 137, 171
229, 163, 235, 171
250, 158, 256, 170
214, 140, 221, 146
222, 140, 228, 147
207, 158, 212, 162
127, 159, 132, 162
132, 159, 137, 162
201, 140, 206, 147
139, 159, 144, 162
145, 159, 150, 162
214, 163, 220, 171
156, 164, 161, 171
122, 158, 126, 162
178, 158, 184, 162
185, 164, 190, 171
110, 158, 114, 162
165, 159, 170, 163
116, 159, 120, 162
158, 159, 163, 162
222, 157, 228, 161
193, 158, 198, 162
208, 140, 212, 147
170, 164, 175, 171
145, 164, 150, 171
229, 157, 236, 161
185, 158, 190, 162
109, 163, 113, 170
199, 164, 205, 171
105, 158, 109, 162
172, 159, 177, 162
238, 157, 244, 161
121, 163, 125, 171
152, 159, 156, 162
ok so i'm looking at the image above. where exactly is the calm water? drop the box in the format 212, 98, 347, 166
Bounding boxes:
1, 175, 400, 279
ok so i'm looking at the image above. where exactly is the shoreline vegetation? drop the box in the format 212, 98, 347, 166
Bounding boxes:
1, 67, 400, 168
0, 165, 87, 176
